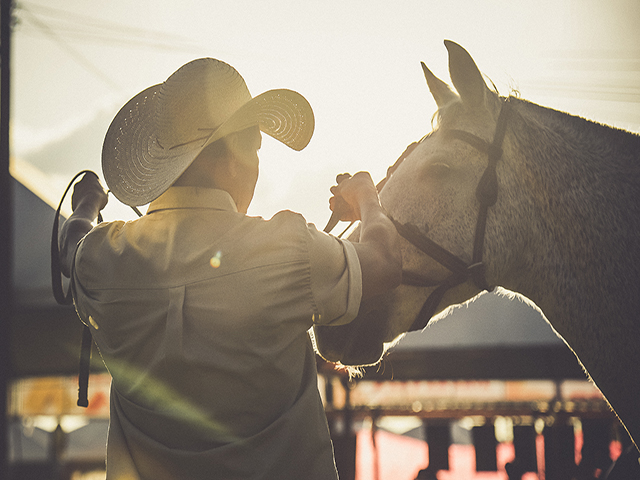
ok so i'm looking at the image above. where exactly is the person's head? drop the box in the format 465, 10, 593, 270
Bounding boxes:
173, 125, 262, 213
102, 58, 314, 208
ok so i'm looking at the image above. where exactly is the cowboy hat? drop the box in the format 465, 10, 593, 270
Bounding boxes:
102, 58, 315, 206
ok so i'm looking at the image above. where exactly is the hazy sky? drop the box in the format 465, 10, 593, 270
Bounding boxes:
11, 0, 640, 225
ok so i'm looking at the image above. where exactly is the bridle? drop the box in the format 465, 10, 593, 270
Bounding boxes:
395, 97, 512, 331
325, 96, 513, 332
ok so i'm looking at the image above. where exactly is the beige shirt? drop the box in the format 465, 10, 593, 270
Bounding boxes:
71, 187, 362, 480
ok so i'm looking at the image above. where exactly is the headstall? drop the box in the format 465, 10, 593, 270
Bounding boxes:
325, 97, 514, 332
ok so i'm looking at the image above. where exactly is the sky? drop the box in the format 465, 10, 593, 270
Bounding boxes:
10, 0, 640, 226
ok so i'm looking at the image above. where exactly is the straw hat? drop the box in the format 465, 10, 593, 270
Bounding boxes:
102, 58, 315, 206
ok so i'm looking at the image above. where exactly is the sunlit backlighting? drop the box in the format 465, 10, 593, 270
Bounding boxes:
88, 315, 99, 330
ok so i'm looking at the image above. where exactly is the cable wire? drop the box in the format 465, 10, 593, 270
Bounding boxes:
16, 1, 201, 52
18, 4, 125, 94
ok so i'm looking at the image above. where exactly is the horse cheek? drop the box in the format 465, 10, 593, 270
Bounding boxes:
312, 299, 392, 366
312, 323, 352, 363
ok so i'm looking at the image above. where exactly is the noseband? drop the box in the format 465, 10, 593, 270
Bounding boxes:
324, 97, 513, 332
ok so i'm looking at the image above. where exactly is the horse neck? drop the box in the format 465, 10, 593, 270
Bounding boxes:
494, 99, 640, 328
495, 101, 640, 443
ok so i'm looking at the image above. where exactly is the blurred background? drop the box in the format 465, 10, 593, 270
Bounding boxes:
6, 0, 640, 479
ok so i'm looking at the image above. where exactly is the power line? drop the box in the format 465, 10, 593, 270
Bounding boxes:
16, 1, 201, 52
17, 3, 125, 94
18, 25, 201, 52
19, 2, 192, 42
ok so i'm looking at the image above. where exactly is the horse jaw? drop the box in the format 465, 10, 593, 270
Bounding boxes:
312, 278, 486, 367
312, 284, 429, 366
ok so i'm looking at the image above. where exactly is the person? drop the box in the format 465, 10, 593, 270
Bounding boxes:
58, 58, 401, 480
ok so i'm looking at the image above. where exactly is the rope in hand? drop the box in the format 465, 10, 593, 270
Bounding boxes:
322, 142, 419, 237
51, 171, 141, 407
51, 171, 102, 306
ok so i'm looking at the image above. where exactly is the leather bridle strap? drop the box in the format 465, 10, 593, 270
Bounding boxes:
467, 97, 512, 287
321, 98, 513, 332
390, 218, 469, 282
396, 97, 513, 331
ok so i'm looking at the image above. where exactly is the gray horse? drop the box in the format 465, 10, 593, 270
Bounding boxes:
313, 41, 640, 452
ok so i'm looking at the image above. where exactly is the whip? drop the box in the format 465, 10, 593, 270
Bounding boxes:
51, 171, 141, 407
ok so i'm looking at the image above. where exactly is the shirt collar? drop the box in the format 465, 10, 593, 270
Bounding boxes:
147, 187, 238, 214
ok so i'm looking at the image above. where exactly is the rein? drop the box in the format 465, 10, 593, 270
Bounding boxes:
325, 97, 513, 332
51, 171, 102, 407
51, 171, 141, 407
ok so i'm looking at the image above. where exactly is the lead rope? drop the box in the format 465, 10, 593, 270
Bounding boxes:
51, 171, 141, 407
51, 171, 99, 306
51, 171, 101, 407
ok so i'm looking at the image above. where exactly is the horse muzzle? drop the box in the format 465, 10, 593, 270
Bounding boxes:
312, 297, 392, 367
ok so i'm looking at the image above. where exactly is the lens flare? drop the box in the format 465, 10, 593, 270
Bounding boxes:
210, 251, 222, 268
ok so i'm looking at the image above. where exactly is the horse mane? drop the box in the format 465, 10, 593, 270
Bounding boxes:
433, 90, 639, 151
514, 97, 640, 146
505, 97, 640, 181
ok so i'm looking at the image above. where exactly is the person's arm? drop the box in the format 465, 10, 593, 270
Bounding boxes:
58, 172, 108, 278
329, 172, 401, 300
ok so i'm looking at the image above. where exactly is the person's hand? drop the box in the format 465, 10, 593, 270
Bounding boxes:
329, 172, 378, 222
71, 172, 108, 218
58, 172, 109, 277
328, 170, 401, 300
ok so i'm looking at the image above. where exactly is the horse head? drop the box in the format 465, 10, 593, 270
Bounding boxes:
314, 41, 640, 454
313, 41, 516, 367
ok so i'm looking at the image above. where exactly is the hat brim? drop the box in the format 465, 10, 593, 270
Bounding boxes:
102, 86, 314, 206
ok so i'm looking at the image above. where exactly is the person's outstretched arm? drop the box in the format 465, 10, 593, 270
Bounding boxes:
329, 172, 401, 299
58, 172, 108, 277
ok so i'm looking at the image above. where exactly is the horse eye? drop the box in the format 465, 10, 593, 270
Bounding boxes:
425, 162, 451, 178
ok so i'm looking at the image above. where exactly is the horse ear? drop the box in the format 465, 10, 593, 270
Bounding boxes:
444, 40, 489, 108
421, 61, 457, 108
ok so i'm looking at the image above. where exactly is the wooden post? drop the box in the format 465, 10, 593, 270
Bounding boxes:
424, 419, 450, 472
0, 0, 13, 478
512, 424, 538, 473
578, 418, 613, 477
331, 377, 356, 480
543, 416, 575, 480
473, 421, 497, 471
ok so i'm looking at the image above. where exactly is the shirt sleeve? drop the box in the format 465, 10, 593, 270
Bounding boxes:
306, 225, 362, 326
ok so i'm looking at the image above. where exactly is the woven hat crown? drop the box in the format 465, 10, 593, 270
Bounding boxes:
102, 58, 315, 206
156, 59, 252, 149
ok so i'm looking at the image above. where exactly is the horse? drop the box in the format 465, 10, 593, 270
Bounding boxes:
312, 41, 640, 452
